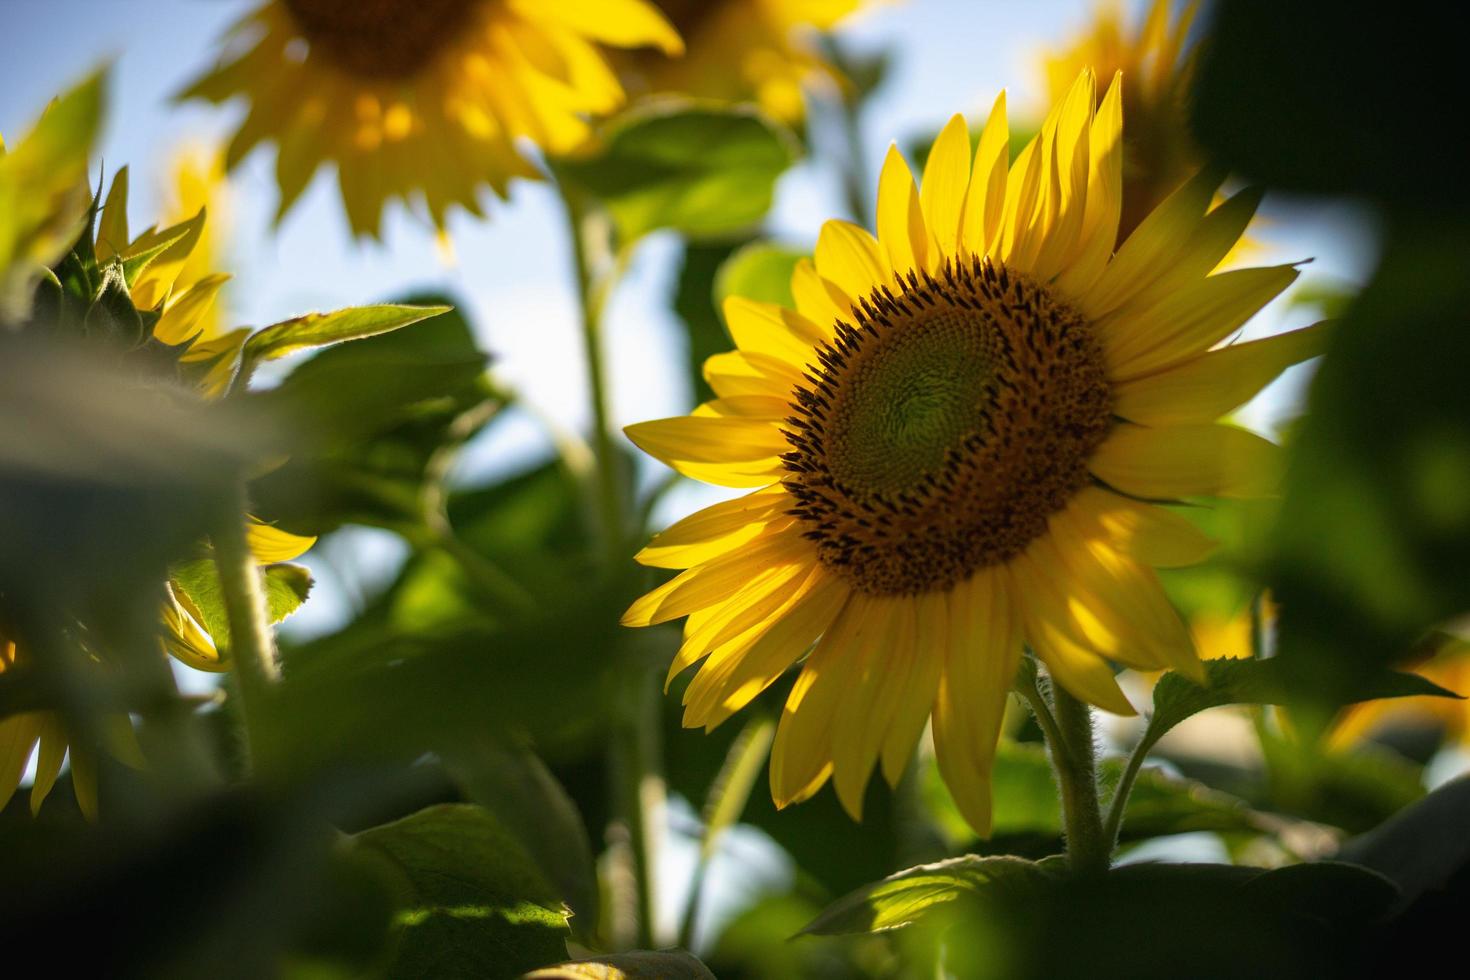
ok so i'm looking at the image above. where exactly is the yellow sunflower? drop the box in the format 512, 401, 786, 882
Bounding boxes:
1043, 0, 1200, 244
180, 0, 683, 236
622, 71, 1323, 834
621, 0, 864, 124
0, 170, 315, 817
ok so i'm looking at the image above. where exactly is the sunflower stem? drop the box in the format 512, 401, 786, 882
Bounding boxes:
562, 185, 627, 571
211, 484, 277, 765
1101, 735, 1152, 853
1046, 680, 1111, 875
613, 669, 664, 950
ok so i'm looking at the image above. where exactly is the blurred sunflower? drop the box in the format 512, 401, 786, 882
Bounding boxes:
1043, 0, 1200, 244
620, 0, 864, 124
0, 170, 315, 817
179, 0, 683, 236
622, 70, 1323, 834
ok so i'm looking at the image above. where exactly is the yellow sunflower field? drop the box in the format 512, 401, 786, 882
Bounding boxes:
3, 2, 1467, 977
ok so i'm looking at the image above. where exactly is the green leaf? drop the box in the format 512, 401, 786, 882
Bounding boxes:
247, 295, 501, 534
240, 303, 451, 379
713, 240, 803, 310
800, 854, 1054, 936
0, 71, 105, 321
1192, 2, 1460, 212
350, 804, 569, 980
442, 739, 599, 938
523, 951, 715, 979
168, 557, 314, 655
1340, 774, 1470, 912
556, 102, 797, 243
1144, 658, 1459, 755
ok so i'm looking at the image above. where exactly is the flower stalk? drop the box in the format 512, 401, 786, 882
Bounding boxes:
1020, 659, 1111, 875
211, 485, 278, 761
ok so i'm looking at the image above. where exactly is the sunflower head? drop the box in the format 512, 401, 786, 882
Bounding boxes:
180, 0, 683, 236
623, 69, 1322, 834
623, 0, 863, 123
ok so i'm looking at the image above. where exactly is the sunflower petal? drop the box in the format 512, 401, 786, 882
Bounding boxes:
815, 219, 888, 301
877, 144, 933, 275
921, 114, 972, 255
1091, 423, 1284, 500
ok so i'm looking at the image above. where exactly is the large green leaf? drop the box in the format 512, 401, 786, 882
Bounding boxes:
351, 804, 569, 980
556, 102, 797, 243
800, 855, 1055, 936
442, 739, 599, 938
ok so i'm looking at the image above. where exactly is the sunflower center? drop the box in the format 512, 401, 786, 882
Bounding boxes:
283, 0, 479, 79
782, 259, 1113, 596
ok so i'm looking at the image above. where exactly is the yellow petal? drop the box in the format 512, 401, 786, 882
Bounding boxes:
682, 568, 847, 731
510, 0, 684, 55
624, 415, 789, 467
1069, 486, 1217, 569
1081, 168, 1225, 319
920, 115, 972, 256
127, 207, 207, 311
931, 566, 1020, 836
1101, 264, 1300, 380
638, 486, 788, 568
246, 518, 315, 563
28, 714, 67, 814
1054, 72, 1123, 299
1, 713, 43, 810
876, 144, 933, 275
814, 219, 888, 302
154, 273, 231, 346
621, 527, 813, 627
1114, 322, 1328, 425
880, 591, 945, 787
960, 90, 1009, 257
790, 258, 850, 334
1010, 552, 1137, 716
769, 592, 868, 808
1030, 70, 1096, 281
1091, 423, 1284, 500
723, 296, 823, 369
828, 595, 900, 819
667, 558, 813, 687
703, 350, 801, 400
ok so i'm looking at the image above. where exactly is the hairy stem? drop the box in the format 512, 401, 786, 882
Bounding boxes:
211, 487, 277, 763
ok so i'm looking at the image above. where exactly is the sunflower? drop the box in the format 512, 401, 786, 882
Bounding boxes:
622, 71, 1323, 834
1043, 0, 1201, 244
620, 0, 864, 124
180, 0, 683, 236
0, 169, 315, 817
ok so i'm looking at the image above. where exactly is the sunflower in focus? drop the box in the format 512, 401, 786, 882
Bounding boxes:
1044, 0, 1201, 244
180, 0, 683, 236
621, 0, 864, 124
622, 71, 1324, 834
0, 169, 314, 818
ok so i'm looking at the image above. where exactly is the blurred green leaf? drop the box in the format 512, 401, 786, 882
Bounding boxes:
0, 72, 104, 321
443, 739, 599, 938
1192, 2, 1461, 212
1260, 730, 1427, 835
801, 855, 1054, 936
557, 102, 797, 243
352, 803, 569, 980
1264, 224, 1470, 730
713, 240, 802, 310
523, 950, 715, 979
249, 294, 501, 535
